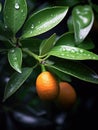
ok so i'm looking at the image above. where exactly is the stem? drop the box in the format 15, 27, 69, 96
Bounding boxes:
22, 48, 40, 61
41, 64, 46, 72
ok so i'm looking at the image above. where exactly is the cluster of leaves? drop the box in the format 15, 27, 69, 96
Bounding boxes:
0, 0, 98, 101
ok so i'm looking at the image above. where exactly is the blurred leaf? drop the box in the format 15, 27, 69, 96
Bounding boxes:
21, 6, 69, 39
4, 0, 27, 34
72, 5, 94, 43
3, 67, 33, 101
49, 45, 98, 60
46, 60, 98, 84
0, 2, 2, 12
8, 48, 22, 73
39, 33, 56, 56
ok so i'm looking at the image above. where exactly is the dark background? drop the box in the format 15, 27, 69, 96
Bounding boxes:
0, 0, 98, 130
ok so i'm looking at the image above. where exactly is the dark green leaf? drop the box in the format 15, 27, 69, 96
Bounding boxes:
56, 32, 75, 46
46, 61, 98, 84
56, 32, 95, 50
3, 67, 33, 101
21, 6, 68, 39
4, 0, 27, 34
39, 33, 56, 56
49, 45, 98, 60
72, 5, 94, 43
47, 66, 71, 82
8, 48, 22, 73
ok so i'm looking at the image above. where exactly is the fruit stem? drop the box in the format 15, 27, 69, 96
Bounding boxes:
41, 64, 46, 72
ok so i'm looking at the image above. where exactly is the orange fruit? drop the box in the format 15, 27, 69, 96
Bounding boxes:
57, 82, 77, 109
36, 71, 59, 100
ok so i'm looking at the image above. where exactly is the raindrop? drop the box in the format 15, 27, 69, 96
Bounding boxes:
21, 9, 23, 13
80, 49, 84, 53
15, 3, 20, 10
14, 57, 17, 60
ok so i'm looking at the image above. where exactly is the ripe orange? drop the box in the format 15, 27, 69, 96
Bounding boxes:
36, 71, 59, 100
57, 82, 77, 109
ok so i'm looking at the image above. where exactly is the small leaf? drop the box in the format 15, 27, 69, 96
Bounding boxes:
4, 0, 27, 34
48, 45, 98, 60
21, 6, 68, 39
3, 67, 33, 101
46, 61, 98, 84
72, 5, 94, 43
8, 48, 22, 73
39, 33, 56, 56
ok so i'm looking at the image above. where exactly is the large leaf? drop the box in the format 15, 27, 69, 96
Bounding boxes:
46, 61, 98, 84
8, 48, 22, 73
3, 0, 27, 34
21, 6, 68, 39
3, 67, 33, 101
48, 45, 98, 60
72, 5, 94, 43
39, 33, 56, 56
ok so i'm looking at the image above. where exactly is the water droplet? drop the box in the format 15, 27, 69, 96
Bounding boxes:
14, 57, 17, 60
31, 24, 34, 29
38, 21, 41, 24
15, 3, 20, 10
5, 25, 8, 29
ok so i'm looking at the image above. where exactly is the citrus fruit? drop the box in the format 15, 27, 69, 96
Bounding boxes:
36, 71, 59, 100
57, 82, 77, 109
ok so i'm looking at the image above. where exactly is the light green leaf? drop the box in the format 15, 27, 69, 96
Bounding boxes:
4, 0, 27, 34
21, 6, 68, 39
48, 45, 98, 60
3, 67, 33, 101
72, 5, 94, 43
46, 61, 98, 84
8, 48, 22, 73
39, 33, 56, 56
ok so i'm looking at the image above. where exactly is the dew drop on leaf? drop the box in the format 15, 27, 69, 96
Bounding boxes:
15, 3, 20, 10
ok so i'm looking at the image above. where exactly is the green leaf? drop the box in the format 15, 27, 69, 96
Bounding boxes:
3, 67, 33, 101
46, 61, 98, 84
8, 48, 22, 73
48, 45, 98, 60
56, 32, 95, 50
39, 33, 56, 56
4, 0, 27, 34
56, 32, 75, 46
47, 66, 72, 82
21, 6, 69, 39
0, 2, 2, 12
72, 5, 94, 43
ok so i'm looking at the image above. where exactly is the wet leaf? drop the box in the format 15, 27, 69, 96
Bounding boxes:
8, 48, 22, 73
48, 45, 98, 60
21, 6, 68, 39
3, 67, 33, 101
4, 0, 27, 34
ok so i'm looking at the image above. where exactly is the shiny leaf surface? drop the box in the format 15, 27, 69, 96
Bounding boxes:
49, 45, 98, 60
3, 67, 33, 101
4, 0, 27, 34
21, 6, 68, 39
8, 48, 22, 73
